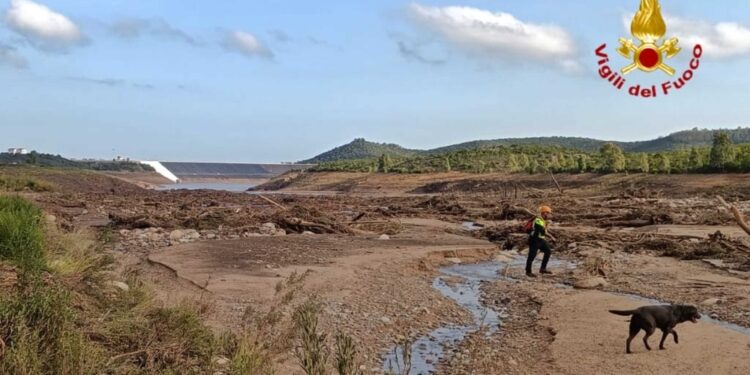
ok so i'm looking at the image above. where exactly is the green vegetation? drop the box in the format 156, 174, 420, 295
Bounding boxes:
314, 132, 750, 175
300, 138, 421, 164
0, 176, 55, 192
0, 196, 46, 271
0, 196, 220, 373
1, 196, 369, 374
0, 151, 153, 172
302, 128, 750, 165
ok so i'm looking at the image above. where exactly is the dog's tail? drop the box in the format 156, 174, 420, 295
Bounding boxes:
609, 309, 636, 316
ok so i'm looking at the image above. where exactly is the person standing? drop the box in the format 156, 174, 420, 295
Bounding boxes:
526, 205, 556, 277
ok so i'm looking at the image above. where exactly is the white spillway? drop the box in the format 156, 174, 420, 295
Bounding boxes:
140, 161, 180, 183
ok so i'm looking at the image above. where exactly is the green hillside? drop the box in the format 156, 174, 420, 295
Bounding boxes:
302, 128, 750, 163
300, 138, 421, 164
0, 152, 153, 172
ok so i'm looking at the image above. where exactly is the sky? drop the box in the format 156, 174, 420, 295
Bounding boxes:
1, 0, 750, 163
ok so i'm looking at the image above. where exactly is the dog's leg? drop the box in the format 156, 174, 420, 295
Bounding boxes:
626, 322, 640, 354
659, 330, 669, 350
626, 332, 637, 354
671, 330, 679, 344
643, 328, 654, 351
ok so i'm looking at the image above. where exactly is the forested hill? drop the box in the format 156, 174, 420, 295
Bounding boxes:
622, 128, 750, 152
301, 128, 750, 163
0, 152, 153, 172
299, 138, 422, 163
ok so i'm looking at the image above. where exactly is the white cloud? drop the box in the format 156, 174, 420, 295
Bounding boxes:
622, 14, 750, 59
111, 17, 199, 46
0, 43, 28, 69
223, 31, 273, 59
666, 16, 750, 59
4, 0, 86, 51
406, 3, 579, 70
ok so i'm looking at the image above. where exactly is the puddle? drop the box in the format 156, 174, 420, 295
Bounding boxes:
382, 253, 749, 374
382, 255, 575, 374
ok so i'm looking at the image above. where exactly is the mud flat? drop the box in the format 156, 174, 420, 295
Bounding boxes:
7, 167, 750, 374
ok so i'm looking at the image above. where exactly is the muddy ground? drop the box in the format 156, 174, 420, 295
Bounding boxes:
8, 167, 750, 374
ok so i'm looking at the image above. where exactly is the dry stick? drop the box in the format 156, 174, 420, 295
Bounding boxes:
258, 194, 287, 210
717, 196, 750, 236
549, 170, 564, 195
106, 345, 180, 366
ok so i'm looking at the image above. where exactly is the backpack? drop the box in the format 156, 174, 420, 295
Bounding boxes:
522, 218, 536, 234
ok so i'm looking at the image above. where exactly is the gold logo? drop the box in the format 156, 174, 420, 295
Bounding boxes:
617, 0, 681, 75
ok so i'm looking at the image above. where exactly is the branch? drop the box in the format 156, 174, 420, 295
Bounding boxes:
717, 196, 750, 236
258, 194, 287, 210
549, 170, 564, 195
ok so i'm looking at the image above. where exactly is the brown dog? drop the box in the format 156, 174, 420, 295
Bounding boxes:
609, 305, 701, 354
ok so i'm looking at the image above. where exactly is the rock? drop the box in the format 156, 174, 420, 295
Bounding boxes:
378, 234, 390, 240
701, 298, 721, 306
573, 277, 609, 290
508, 358, 518, 367
710, 313, 720, 320
213, 356, 230, 366
169, 230, 185, 241
205, 233, 217, 240
107, 281, 130, 292
446, 257, 462, 264
260, 222, 277, 234
302, 231, 316, 236
260, 222, 286, 236
380, 316, 392, 324
46, 215, 57, 223
185, 229, 200, 239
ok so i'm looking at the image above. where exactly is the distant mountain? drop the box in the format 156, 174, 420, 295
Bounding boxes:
301, 128, 750, 163
299, 138, 422, 164
621, 128, 750, 152
430, 137, 610, 154
0, 151, 153, 172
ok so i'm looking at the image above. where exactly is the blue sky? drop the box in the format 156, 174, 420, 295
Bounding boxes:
1, 0, 749, 162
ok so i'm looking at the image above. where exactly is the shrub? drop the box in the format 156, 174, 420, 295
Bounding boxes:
0, 196, 46, 273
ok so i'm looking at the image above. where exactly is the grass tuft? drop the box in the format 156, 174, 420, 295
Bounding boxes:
0, 196, 46, 273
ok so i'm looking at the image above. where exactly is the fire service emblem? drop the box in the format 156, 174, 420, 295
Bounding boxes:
595, 0, 703, 98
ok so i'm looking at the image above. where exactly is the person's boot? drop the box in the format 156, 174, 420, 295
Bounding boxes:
526, 271, 537, 278
540, 269, 552, 275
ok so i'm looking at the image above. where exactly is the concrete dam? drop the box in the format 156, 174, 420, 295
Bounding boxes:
141, 161, 313, 183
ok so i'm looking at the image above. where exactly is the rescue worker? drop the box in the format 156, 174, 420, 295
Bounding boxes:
526, 205, 556, 277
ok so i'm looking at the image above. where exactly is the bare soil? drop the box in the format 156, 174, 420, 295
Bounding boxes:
7, 168, 750, 374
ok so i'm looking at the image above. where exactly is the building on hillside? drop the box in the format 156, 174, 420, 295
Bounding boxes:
7, 148, 29, 155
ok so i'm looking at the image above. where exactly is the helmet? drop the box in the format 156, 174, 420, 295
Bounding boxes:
539, 205, 553, 214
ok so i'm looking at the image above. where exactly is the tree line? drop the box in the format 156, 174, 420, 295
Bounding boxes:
313, 132, 749, 174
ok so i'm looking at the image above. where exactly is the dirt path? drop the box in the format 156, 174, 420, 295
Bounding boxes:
545, 290, 750, 375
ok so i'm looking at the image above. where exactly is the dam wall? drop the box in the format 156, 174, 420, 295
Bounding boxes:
143, 161, 313, 182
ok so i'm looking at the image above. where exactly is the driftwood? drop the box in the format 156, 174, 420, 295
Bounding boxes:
549, 170, 564, 195
717, 196, 750, 236
257, 194, 287, 210
279, 217, 341, 234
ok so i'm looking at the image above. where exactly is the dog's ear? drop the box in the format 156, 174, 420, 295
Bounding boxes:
673, 305, 690, 320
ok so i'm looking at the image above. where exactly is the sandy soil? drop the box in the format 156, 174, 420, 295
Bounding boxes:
8, 168, 750, 374
547, 290, 750, 375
